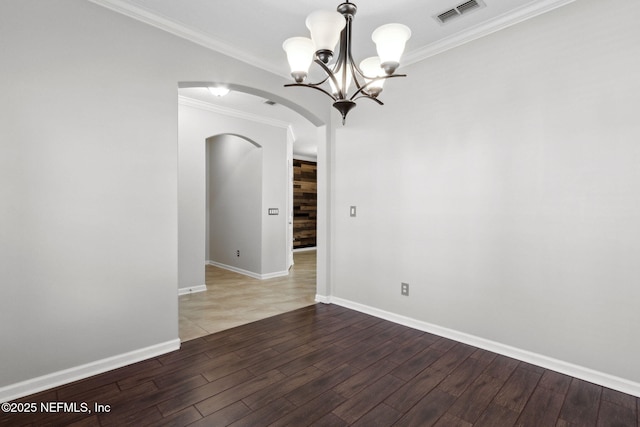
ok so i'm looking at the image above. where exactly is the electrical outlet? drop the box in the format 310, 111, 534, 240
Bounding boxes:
236, 250, 240, 257
401, 282, 409, 296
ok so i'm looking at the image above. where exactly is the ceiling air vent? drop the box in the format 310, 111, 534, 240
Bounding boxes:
437, 9, 459, 24
457, 0, 481, 14
435, 0, 485, 24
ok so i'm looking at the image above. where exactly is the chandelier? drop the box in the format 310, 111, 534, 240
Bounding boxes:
282, 1, 411, 124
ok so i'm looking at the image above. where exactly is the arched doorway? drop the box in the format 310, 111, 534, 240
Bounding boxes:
177, 83, 325, 340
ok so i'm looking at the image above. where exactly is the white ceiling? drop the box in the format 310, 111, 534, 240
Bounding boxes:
91, 0, 574, 158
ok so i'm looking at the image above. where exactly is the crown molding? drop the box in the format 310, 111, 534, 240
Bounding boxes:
403, 0, 576, 65
88, 0, 284, 77
91, 0, 575, 76
178, 96, 291, 130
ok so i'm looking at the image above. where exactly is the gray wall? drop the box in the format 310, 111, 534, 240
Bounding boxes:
178, 101, 291, 288
208, 135, 263, 273
0, 0, 326, 395
329, 0, 640, 386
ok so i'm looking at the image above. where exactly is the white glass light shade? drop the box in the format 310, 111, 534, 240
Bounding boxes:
359, 56, 385, 93
371, 23, 411, 73
328, 63, 352, 97
305, 10, 345, 53
208, 86, 230, 97
282, 37, 315, 81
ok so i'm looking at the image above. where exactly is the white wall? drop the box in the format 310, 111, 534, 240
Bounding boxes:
316, 124, 333, 300
208, 135, 262, 273
261, 127, 290, 276
0, 0, 326, 399
178, 101, 291, 286
330, 0, 640, 391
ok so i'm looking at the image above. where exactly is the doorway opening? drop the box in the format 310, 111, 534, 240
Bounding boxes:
293, 159, 317, 251
177, 83, 323, 341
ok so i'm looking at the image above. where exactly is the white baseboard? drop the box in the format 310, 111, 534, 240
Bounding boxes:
294, 247, 317, 253
261, 270, 290, 279
0, 339, 180, 403
178, 284, 207, 295
329, 296, 640, 398
315, 294, 331, 304
206, 260, 289, 280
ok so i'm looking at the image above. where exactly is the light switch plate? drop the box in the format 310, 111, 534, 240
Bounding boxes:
350, 206, 357, 217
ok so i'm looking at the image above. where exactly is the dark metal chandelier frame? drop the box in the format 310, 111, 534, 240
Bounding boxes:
284, 1, 407, 124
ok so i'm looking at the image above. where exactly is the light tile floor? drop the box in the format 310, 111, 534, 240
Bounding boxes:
179, 250, 317, 341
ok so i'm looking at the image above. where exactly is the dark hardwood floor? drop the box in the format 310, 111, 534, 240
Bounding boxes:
2, 304, 638, 426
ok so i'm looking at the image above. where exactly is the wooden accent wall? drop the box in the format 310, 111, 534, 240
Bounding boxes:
293, 159, 317, 248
